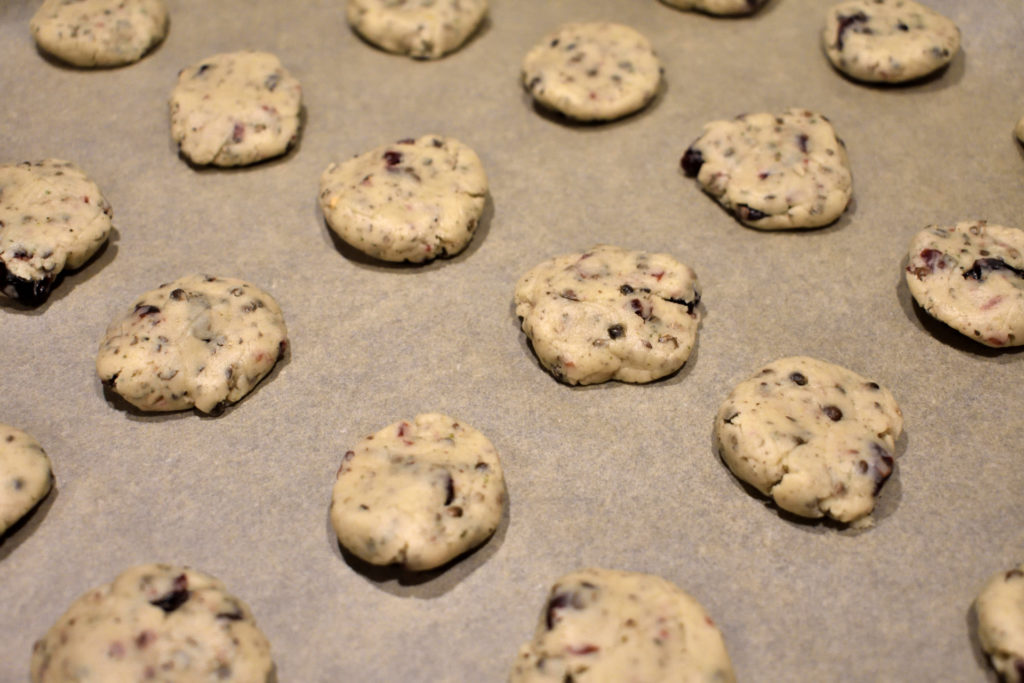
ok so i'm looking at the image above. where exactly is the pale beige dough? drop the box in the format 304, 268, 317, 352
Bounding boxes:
681, 108, 852, 229
96, 274, 288, 414
514, 244, 701, 385
905, 221, 1024, 348
659, 0, 768, 15
30, 0, 168, 67
715, 356, 903, 524
330, 413, 505, 571
169, 51, 303, 167
0, 159, 113, 305
522, 22, 662, 122
822, 0, 960, 83
30, 564, 274, 682
0, 424, 53, 536
346, 0, 487, 59
510, 568, 736, 682
319, 134, 487, 263
976, 564, 1024, 683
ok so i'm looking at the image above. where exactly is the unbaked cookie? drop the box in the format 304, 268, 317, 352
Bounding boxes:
96, 274, 288, 414
346, 0, 487, 59
319, 134, 487, 263
510, 568, 736, 682
169, 51, 303, 167
522, 22, 662, 122
30, 0, 168, 67
905, 221, 1024, 348
660, 0, 768, 15
330, 413, 505, 571
681, 108, 852, 229
514, 245, 701, 385
976, 564, 1024, 683
0, 159, 113, 306
30, 564, 274, 682
715, 356, 903, 524
0, 424, 53, 536
1015, 115, 1024, 145
822, 0, 960, 83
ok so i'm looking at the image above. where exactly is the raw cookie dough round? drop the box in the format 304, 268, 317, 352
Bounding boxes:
715, 356, 903, 524
30, 564, 274, 682
30, 0, 168, 67
96, 274, 288, 414
659, 0, 768, 15
346, 0, 487, 59
0, 424, 53, 536
0, 159, 113, 306
905, 221, 1024, 348
521, 22, 662, 122
975, 564, 1024, 683
514, 244, 701, 385
319, 134, 487, 263
1015, 115, 1024, 145
330, 413, 505, 571
681, 108, 852, 229
822, 0, 960, 83
169, 51, 303, 167
510, 568, 736, 682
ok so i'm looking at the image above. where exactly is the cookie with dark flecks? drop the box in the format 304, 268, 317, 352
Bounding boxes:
659, 0, 768, 15
715, 356, 903, 524
330, 413, 505, 571
975, 564, 1024, 683
0, 159, 113, 306
822, 0, 960, 83
0, 424, 52, 536
521, 22, 662, 122
905, 221, 1024, 348
509, 568, 736, 682
169, 51, 302, 166
30, 0, 168, 67
514, 244, 702, 385
95, 274, 288, 413
681, 108, 852, 229
30, 564, 274, 682
346, 0, 487, 59
319, 134, 487, 263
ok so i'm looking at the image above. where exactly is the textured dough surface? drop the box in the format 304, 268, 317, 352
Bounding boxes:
0, 159, 113, 305
331, 413, 505, 571
681, 108, 852, 229
30, 0, 168, 67
169, 51, 302, 167
822, 0, 960, 83
96, 274, 288, 414
976, 564, 1024, 683
659, 0, 767, 15
521, 22, 662, 122
0, 424, 53, 536
30, 564, 274, 682
510, 568, 736, 682
905, 221, 1024, 348
715, 356, 903, 523
319, 134, 487, 263
346, 0, 487, 59
514, 244, 701, 385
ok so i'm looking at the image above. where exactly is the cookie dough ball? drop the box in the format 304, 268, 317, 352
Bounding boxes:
522, 22, 662, 122
30, 0, 168, 67
0, 424, 53, 536
346, 0, 487, 59
30, 564, 274, 682
681, 108, 852, 229
169, 51, 303, 167
659, 0, 768, 15
514, 245, 701, 385
976, 564, 1024, 683
96, 274, 288, 414
330, 413, 505, 571
510, 568, 736, 682
905, 221, 1024, 348
319, 134, 487, 263
822, 0, 960, 83
0, 159, 113, 306
715, 356, 903, 524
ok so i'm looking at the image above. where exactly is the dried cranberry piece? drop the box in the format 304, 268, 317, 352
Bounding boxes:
607, 324, 624, 339
383, 150, 403, 167
737, 204, 768, 222
962, 257, 1024, 282
443, 473, 455, 506
835, 11, 868, 51
680, 147, 704, 177
822, 405, 843, 421
790, 372, 807, 386
134, 304, 160, 317
545, 591, 583, 630
150, 574, 189, 613
667, 289, 701, 315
